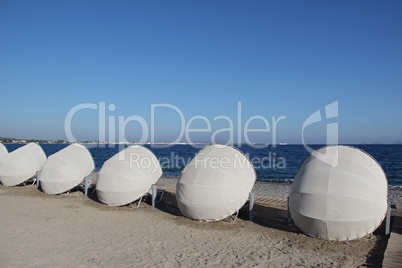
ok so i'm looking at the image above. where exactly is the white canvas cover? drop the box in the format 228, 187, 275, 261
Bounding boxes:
289, 145, 388, 241
96, 145, 162, 206
39, 143, 95, 194
0, 143, 8, 163
0, 143, 46, 186
176, 144, 256, 222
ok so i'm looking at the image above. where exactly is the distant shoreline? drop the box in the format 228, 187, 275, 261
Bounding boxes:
3, 141, 402, 145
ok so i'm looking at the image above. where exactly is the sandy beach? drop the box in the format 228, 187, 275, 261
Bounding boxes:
2, 0, 402, 266
1, 175, 400, 267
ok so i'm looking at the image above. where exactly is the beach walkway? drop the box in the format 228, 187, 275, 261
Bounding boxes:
156, 184, 288, 207
254, 196, 287, 207
382, 202, 402, 268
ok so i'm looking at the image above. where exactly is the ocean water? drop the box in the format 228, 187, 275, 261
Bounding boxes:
4, 143, 402, 187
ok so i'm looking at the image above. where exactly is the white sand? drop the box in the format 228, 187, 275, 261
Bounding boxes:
0, 182, 387, 268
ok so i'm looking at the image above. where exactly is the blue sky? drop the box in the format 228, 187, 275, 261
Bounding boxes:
0, 0, 401, 144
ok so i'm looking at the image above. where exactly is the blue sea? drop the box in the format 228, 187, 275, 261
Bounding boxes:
4, 144, 402, 187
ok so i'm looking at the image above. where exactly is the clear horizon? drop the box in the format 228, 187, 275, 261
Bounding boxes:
1, 137, 401, 146
1, 1, 401, 145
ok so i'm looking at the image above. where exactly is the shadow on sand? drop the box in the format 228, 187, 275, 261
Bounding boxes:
156, 191, 297, 233
82, 185, 391, 267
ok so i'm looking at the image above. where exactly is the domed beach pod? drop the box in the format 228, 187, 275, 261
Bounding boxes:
39, 144, 95, 194
0, 143, 8, 163
96, 145, 162, 206
289, 145, 388, 241
176, 144, 256, 222
0, 143, 46, 186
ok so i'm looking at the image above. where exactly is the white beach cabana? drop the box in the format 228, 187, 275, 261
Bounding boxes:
176, 144, 256, 222
96, 145, 162, 206
289, 145, 388, 241
0, 143, 8, 163
0, 143, 46, 186
39, 143, 95, 194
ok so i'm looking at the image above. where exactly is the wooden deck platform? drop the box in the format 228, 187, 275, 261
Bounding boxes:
382, 202, 402, 268
157, 185, 176, 194
156, 184, 288, 208
254, 196, 287, 207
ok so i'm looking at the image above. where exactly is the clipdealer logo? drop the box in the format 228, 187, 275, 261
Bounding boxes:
64, 102, 286, 147
302, 101, 339, 166
64, 101, 338, 166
